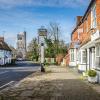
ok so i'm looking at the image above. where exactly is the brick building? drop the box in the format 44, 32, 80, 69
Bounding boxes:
67, 0, 100, 82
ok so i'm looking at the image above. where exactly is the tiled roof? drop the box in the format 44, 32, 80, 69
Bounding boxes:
0, 41, 11, 51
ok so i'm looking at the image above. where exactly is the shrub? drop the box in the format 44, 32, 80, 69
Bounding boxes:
88, 70, 97, 77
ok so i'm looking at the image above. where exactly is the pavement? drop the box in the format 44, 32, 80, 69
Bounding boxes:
0, 65, 100, 100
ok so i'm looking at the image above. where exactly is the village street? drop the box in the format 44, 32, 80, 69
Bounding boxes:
0, 66, 100, 100
0, 0, 100, 99
0, 61, 40, 90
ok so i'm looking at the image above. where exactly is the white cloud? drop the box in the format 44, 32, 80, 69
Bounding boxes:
0, 0, 90, 9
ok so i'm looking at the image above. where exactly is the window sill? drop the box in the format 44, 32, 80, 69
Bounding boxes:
80, 63, 87, 65
95, 68, 100, 71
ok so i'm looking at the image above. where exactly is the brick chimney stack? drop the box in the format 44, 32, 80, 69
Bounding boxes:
76, 16, 83, 26
0, 37, 4, 42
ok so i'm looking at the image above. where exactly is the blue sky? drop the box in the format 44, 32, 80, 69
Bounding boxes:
0, 0, 90, 48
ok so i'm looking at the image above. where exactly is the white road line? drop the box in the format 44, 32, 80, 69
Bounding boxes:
0, 81, 14, 89
0, 71, 9, 75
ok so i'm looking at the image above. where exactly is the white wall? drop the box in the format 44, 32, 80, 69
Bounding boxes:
0, 50, 12, 65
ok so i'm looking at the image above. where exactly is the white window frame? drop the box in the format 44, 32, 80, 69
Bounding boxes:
82, 50, 87, 64
91, 4, 97, 29
70, 49, 74, 62
78, 51, 81, 63
77, 28, 83, 40
96, 43, 100, 69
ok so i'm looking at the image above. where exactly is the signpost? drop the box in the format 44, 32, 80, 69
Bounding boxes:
40, 43, 45, 72
38, 26, 47, 72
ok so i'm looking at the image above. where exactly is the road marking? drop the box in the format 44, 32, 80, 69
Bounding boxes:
0, 71, 9, 75
0, 81, 15, 89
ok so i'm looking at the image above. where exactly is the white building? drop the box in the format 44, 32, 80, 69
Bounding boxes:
0, 37, 12, 65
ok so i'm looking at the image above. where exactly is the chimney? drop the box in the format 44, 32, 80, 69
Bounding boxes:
76, 16, 83, 26
0, 37, 4, 42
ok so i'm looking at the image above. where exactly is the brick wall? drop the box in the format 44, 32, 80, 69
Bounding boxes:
96, 0, 100, 30
66, 0, 100, 65
72, 30, 78, 42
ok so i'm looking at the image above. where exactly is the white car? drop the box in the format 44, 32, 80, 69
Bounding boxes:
17, 58, 23, 61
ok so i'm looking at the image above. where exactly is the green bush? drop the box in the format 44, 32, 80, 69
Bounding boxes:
88, 70, 97, 77
44, 62, 50, 66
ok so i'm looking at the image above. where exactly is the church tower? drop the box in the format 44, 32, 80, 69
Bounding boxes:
17, 31, 26, 59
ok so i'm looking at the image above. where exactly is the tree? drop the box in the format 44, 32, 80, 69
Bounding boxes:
45, 22, 68, 59
47, 22, 61, 55
45, 38, 55, 58
26, 38, 39, 61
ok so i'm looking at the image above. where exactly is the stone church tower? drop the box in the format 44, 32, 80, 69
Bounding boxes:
17, 31, 26, 59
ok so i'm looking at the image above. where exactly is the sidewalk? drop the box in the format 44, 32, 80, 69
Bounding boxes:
68, 67, 100, 94
0, 66, 100, 100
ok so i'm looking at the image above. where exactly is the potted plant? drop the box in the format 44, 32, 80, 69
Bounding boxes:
88, 70, 98, 83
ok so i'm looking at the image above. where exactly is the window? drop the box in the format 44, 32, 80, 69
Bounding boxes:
78, 51, 81, 62
82, 50, 86, 63
91, 4, 96, 28
96, 44, 100, 68
70, 49, 74, 62
86, 20, 88, 32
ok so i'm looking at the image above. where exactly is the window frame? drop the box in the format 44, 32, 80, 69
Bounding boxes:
82, 50, 87, 64
91, 4, 97, 29
70, 49, 74, 62
96, 44, 100, 69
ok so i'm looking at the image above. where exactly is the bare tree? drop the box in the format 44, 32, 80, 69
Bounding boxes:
47, 22, 61, 41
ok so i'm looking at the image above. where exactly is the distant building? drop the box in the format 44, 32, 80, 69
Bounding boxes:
0, 37, 12, 65
17, 31, 26, 59
9, 46, 17, 59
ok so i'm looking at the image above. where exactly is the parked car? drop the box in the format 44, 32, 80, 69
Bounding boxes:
17, 58, 23, 61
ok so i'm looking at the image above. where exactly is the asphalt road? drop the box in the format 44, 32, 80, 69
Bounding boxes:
0, 61, 41, 90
